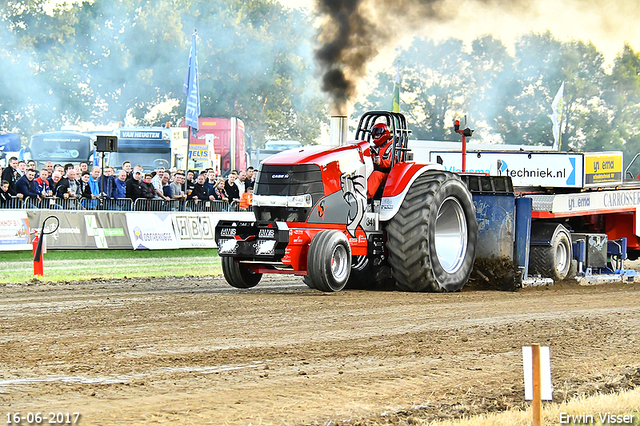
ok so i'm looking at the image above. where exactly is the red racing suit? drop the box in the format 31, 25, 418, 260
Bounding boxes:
367, 139, 393, 199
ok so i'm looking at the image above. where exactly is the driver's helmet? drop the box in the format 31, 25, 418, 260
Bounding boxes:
371, 123, 391, 147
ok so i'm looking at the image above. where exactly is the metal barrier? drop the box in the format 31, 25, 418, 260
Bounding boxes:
185, 199, 230, 212
2, 196, 24, 209
133, 198, 181, 211
50, 197, 80, 210
0, 196, 244, 213
99, 198, 133, 211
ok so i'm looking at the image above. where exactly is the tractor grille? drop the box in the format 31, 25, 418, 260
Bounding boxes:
254, 164, 324, 222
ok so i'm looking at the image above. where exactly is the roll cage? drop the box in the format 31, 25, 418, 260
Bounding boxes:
355, 111, 411, 168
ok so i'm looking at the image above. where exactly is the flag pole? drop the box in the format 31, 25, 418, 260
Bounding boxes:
184, 28, 200, 177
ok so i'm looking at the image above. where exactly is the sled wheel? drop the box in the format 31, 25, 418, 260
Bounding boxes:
307, 230, 352, 292
386, 171, 477, 292
221, 256, 262, 289
529, 224, 572, 281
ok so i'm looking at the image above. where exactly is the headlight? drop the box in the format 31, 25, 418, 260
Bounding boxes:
287, 194, 313, 208
256, 240, 277, 255
218, 239, 238, 254
252, 194, 313, 208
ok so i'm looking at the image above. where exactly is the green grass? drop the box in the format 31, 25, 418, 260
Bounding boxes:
0, 249, 222, 284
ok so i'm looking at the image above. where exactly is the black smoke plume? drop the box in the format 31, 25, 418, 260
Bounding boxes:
314, 0, 529, 114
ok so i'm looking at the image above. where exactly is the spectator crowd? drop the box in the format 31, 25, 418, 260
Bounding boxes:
0, 156, 257, 211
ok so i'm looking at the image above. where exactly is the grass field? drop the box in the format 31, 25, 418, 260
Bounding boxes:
427, 388, 640, 425
0, 249, 222, 284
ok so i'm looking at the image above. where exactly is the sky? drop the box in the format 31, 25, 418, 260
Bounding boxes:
46, 0, 640, 64
282, 0, 640, 66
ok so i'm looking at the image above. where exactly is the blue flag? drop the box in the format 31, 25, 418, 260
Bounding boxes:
183, 33, 200, 137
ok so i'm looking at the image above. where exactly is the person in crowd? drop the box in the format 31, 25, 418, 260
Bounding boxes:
246, 166, 256, 190
88, 166, 102, 200
45, 161, 54, 175
48, 171, 63, 195
161, 173, 173, 200
56, 168, 79, 199
54, 164, 64, 175
34, 169, 52, 197
16, 169, 41, 207
151, 168, 166, 199
170, 172, 187, 201
78, 171, 93, 199
204, 169, 217, 194
185, 170, 195, 193
27, 160, 38, 177
79, 162, 89, 174
113, 170, 128, 199
1, 156, 18, 195
236, 169, 247, 196
125, 170, 144, 201
64, 163, 74, 175
122, 161, 133, 180
100, 166, 116, 198
188, 172, 208, 205
210, 178, 229, 202
0, 180, 12, 207
16, 160, 26, 178
141, 173, 156, 199
239, 186, 254, 210
79, 171, 99, 209
224, 170, 241, 204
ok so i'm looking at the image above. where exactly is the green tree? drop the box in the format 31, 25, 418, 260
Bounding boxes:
468, 35, 514, 141
354, 37, 473, 140
0, 0, 326, 147
602, 43, 640, 168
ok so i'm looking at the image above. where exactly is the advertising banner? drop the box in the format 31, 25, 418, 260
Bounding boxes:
0, 211, 31, 251
172, 211, 254, 248
126, 213, 177, 250
584, 152, 623, 186
431, 151, 584, 188
27, 211, 132, 249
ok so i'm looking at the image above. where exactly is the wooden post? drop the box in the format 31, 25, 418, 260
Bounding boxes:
532, 343, 542, 426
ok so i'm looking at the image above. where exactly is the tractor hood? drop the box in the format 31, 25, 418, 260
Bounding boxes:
262, 141, 370, 174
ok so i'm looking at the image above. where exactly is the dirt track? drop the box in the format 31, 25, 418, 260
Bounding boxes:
1, 276, 639, 425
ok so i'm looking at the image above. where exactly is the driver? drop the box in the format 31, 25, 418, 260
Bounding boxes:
367, 123, 393, 199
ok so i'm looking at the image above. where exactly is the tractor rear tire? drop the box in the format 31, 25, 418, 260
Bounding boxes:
307, 230, 352, 292
221, 257, 262, 289
529, 224, 572, 281
386, 171, 477, 292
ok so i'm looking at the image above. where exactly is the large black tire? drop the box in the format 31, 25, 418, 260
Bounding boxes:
307, 230, 352, 292
386, 171, 478, 292
345, 255, 374, 289
529, 224, 572, 281
302, 275, 316, 289
221, 257, 262, 289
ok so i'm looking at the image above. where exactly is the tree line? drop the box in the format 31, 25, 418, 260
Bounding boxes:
357, 32, 640, 166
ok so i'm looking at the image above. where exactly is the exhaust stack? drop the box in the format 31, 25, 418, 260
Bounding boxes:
330, 115, 348, 146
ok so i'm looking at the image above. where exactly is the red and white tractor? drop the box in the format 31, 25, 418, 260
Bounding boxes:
215, 111, 478, 292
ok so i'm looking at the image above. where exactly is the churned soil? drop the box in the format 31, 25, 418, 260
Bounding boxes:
0, 275, 639, 425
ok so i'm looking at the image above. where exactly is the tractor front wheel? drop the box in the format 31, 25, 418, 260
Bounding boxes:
307, 230, 352, 292
221, 257, 262, 289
